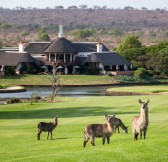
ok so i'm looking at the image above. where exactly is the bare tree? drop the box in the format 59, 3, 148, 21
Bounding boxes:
44, 61, 61, 102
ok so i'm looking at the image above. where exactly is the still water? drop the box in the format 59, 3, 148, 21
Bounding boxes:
0, 86, 113, 99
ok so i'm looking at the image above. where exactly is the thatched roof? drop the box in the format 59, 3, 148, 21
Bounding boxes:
0, 51, 37, 66
85, 52, 131, 66
23, 40, 110, 54
44, 37, 77, 54
24, 42, 50, 54
73, 42, 109, 52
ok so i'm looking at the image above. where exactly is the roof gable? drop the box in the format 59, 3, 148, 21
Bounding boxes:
25, 42, 50, 54
0, 52, 36, 66
44, 37, 77, 53
85, 52, 131, 66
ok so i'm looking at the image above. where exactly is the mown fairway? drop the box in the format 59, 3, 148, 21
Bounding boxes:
0, 94, 168, 162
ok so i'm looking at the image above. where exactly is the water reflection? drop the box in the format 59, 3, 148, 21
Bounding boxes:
0, 86, 112, 99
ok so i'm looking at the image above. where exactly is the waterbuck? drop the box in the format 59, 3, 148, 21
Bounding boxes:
83, 114, 115, 147
131, 99, 149, 141
112, 115, 128, 133
37, 116, 58, 140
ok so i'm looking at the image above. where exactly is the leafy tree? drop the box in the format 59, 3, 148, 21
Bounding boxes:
147, 45, 168, 77
71, 29, 94, 41
79, 5, 88, 9
21, 30, 29, 41
146, 42, 168, 55
134, 68, 149, 78
67, 6, 78, 10
124, 6, 135, 10
38, 27, 50, 41
116, 35, 142, 53
119, 47, 147, 69
54, 6, 64, 9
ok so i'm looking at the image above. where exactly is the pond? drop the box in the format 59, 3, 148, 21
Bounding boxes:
0, 86, 113, 99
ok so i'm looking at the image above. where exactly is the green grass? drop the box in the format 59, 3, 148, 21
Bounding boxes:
107, 85, 168, 94
1, 74, 168, 86
0, 74, 113, 86
0, 94, 168, 162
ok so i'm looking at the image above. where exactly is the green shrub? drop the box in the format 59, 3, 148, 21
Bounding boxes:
84, 66, 100, 75
6, 98, 22, 104
5, 67, 15, 76
134, 68, 149, 78
30, 93, 41, 104
0, 84, 8, 89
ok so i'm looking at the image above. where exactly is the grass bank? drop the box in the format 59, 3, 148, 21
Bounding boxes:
0, 95, 168, 162
106, 85, 168, 95
0, 74, 113, 86
1, 74, 168, 86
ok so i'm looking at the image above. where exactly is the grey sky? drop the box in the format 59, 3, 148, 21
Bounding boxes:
0, 0, 167, 9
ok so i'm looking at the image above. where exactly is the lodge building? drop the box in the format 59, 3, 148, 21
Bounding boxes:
0, 24, 132, 76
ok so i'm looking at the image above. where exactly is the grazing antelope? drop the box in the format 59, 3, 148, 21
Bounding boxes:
83, 114, 115, 147
131, 99, 149, 141
37, 116, 58, 140
112, 115, 128, 133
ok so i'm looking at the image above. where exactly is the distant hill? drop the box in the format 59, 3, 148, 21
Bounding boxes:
0, 8, 168, 47
0, 8, 168, 31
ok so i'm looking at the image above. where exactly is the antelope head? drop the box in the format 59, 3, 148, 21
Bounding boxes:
139, 99, 150, 112
105, 114, 116, 125
124, 126, 129, 133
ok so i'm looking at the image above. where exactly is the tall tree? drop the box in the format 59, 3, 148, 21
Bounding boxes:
44, 61, 61, 102
147, 45, 168, 77
116, 35, 142, 53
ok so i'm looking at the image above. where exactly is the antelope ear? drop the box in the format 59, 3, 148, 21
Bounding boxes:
56, 115, 59, 118
112, 114, 115, 117
139, 99, 142, 104
147, 99, 150, 104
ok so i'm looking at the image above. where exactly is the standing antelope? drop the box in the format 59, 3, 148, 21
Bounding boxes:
131, 99, 149, 141
112, 115, 128, 133
37, 116, 58, 140
83, 114, 115, 147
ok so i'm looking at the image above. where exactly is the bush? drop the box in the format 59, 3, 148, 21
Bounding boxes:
134, 68, 149, 78
5, 67, 15, 76
84, 66, 100, 75
0, 84, 8, 89
30, 93, 41, 104
6, 98, 22, 104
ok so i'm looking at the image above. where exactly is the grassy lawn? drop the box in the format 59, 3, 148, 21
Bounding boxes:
0, 74, 113, 86
107, 85, 168, 94
0, 94, 168, 162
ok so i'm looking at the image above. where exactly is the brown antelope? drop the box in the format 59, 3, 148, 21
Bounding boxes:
37, 116, 58, 140
112, 115, 128, 133
83, 114, 115, 147
131, 99, 149, 141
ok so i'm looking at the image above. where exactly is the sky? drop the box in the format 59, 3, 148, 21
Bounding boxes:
0, 0, 168, 10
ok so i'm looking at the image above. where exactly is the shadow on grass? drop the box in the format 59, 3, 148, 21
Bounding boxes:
0, 106, 138, 119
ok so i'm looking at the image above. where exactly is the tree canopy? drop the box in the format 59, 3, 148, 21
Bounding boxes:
71, 29, 94, 41
38, 27, 50, 41
116, 35, 142, 53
